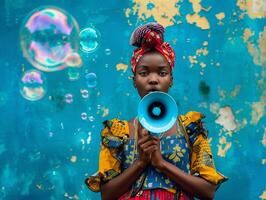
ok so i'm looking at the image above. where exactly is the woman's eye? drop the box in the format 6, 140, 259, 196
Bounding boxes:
159, 71, 168, 76
139, 71, 148, 76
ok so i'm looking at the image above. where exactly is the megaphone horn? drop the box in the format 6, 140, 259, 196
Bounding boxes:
138, 91, 178, 137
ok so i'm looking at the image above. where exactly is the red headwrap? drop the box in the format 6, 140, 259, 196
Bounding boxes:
130, 22, 175, 73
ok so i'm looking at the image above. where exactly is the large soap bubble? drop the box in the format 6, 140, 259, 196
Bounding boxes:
20, 69, 47, 101
79, 27, 100, 53
20, 6, 80, 72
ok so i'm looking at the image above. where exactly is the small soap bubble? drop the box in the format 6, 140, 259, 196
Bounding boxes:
65, 93, 73, 103
88, 116, 95, 122
20, 69, 47, 101
20, 6, 80, 72
85, 73, 97, 88
67, 68, 80, 81
80, 89, 89, 98
81, 112, 87, 120
79, 27, 100, 53
105, 48, 111, 55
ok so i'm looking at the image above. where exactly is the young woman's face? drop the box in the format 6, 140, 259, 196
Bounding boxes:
133, 51, 173, 98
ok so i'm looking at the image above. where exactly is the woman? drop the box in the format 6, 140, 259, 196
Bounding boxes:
85, 22, 227, 200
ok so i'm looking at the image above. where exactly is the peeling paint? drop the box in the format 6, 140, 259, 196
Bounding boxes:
125, 0, 182, 27
215, 106, 237, 131
116, 63, 128, 72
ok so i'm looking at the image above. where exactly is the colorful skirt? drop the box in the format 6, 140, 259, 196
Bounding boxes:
118, 188, 193, 200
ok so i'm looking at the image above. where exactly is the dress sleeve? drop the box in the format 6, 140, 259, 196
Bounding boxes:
181, 111, 228, 187
85, 118, 129, 192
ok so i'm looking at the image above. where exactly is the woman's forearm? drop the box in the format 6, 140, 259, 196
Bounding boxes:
159, 160, 216, 200
101, 160, 146, 200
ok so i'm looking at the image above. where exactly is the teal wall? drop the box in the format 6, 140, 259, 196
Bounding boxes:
0, 0, 265, 199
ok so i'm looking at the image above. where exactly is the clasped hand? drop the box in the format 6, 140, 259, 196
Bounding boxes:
137, 126, 165, 170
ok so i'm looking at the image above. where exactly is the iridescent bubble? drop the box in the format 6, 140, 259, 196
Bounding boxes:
81, 112, 87, 120
20, 6, 80, 72
65, 93, 73, 103
19, 69, 47, 101
79, 27, 100, 53
67, 68, 80, 81
85, 73, 97, 88
64, 52, 82, 68
105, 48, 111, 55
80, 89, 89, 98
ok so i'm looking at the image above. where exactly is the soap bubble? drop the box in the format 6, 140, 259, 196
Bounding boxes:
80, 89, 89, 98
20, 69, 47, 101
88, 116, 95, 122
65, 93, 73, 103
64, 52, 82, 68
85, 73, 97, 88
79, 27, 100, 53
81, 112, 87, 120
105, 48, 111, 55
67, 68, 80, 81
20, 6, 80, 72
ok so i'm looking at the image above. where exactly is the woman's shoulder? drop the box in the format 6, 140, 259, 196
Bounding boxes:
101, 118, 130, 138
179, 111, 208, 138
179, 111, 205, 126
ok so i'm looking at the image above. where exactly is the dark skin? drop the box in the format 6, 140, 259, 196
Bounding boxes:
101, 51, 217, 200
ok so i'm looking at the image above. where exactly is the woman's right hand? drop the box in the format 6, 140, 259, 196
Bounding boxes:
137, 124, 157, 167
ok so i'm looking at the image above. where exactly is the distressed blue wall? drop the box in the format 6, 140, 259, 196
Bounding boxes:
0, 0, 265, 199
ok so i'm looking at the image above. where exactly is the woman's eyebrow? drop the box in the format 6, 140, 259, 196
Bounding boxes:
158, 66, 170, 70
136, 65, 148, 70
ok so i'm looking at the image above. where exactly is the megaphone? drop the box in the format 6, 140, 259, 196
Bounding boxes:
138, 91, 178, 137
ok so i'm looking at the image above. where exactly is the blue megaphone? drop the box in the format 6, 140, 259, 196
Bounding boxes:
138, 91, 178, 137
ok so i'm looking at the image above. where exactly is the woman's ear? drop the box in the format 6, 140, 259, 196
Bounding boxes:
132, 76, 137, 88
170, 75, 173, 87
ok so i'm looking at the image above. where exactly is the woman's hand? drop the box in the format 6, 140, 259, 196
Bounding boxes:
137, 125, 157, 167
150, 136, 165, 170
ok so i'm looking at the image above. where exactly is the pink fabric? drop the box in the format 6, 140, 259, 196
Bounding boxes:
118, 189, 193, 200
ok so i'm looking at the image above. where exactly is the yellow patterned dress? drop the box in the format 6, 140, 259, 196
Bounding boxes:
85, 111, 228, 198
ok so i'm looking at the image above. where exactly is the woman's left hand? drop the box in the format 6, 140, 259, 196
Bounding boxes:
150, 136, 165, 170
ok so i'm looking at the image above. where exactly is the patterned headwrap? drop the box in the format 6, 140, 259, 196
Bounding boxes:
130, 22, 175, 73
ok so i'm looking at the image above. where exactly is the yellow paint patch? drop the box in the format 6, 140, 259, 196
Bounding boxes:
186, 14, 210, 29
243, 27, 266, 66
70, 155, 77, 163
215, 12, 225, 20
251, 101, 265, 125
188, 46, 209, 68
259, 190, 266, 199
200, 62, 206, 68
237, 0, 266, 19
262, 127, 266, 147
217, 136, 232, 157
230, 85, 241, 97
186, 0, 211, 30
125, 0, 182, 27
102, 107, 109, 117
116, 63, 128, 72
210, 102, 220, 114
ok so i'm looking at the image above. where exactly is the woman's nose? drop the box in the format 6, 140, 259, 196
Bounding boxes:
148, 73, 159, 84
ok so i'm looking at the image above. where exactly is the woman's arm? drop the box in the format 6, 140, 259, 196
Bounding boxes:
151, 136, 216, 200
159, 160, 216, 199
101, 130, 157, 200
101, 159, 146, 200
